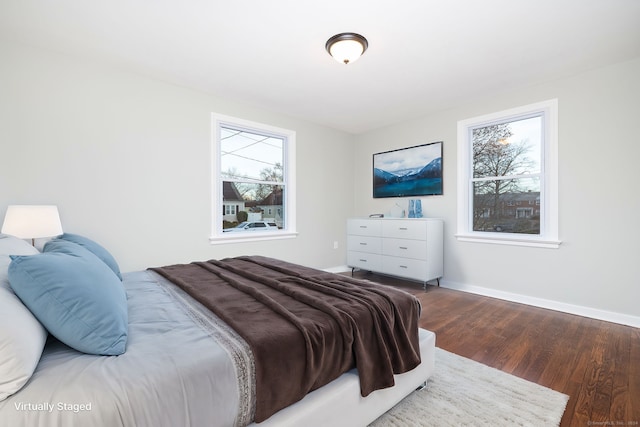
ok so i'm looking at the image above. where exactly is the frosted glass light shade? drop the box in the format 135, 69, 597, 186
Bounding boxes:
1, 205, 63, 239
326, 33, 368, 64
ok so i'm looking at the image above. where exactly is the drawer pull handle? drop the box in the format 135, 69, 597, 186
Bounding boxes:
399, 265, 408, 269
359, 259, 367, 262
359, 226, 367, 228
399, 246, 408, 250
360, 243, 367, 246
399, 227, 408, 230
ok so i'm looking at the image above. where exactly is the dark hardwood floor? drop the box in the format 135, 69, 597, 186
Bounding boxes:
350, 271, 640, 427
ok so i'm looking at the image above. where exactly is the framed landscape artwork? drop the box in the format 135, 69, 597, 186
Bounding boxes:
373, 142, 443, 198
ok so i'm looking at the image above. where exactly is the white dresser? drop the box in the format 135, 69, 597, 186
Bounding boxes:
347, 217, 443, 285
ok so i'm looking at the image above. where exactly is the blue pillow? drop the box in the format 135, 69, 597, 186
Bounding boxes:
56, 233, 122, 280
8, 240, 128, 356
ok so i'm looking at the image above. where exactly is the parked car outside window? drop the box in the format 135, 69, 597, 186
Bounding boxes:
223, 221, 279, 232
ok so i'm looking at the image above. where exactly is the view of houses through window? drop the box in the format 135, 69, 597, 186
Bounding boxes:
220, 126, 285, 232
471, 115, 542, 235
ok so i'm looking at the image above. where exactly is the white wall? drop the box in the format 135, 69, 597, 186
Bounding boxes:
2, 39, 638, 326
0, 40, 355, 272
353, 57, 640, 325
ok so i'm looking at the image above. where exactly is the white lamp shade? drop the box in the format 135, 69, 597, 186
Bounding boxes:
329, 39, 365, 64
1, 205, 63, 239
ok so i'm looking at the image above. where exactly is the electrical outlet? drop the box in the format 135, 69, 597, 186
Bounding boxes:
333, 241, 339, 249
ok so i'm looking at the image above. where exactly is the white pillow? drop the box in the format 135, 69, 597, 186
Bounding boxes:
0, 234, 48, 401
0, 234, 40, 257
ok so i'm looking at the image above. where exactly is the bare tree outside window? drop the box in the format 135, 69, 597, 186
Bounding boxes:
255, 162, 283, 201
471, 116, 542, 234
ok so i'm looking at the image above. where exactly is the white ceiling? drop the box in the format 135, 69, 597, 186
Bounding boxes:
1, 1, 639, 134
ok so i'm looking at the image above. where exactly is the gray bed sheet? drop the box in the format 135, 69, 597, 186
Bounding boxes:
0, 271, 254, 427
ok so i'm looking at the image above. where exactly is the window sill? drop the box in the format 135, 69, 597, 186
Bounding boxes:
455, 233, 561, 249
209, 231, 298, 245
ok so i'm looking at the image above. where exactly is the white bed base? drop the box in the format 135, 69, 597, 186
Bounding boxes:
253, 328, 436, 427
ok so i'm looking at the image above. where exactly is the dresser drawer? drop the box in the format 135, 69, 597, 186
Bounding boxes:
347, 251, 382, 271
347, 236, 382, 254
382, 220, 427, 240
381, 256, 427, 281
382, 238, 427, 260
347, 219, 382, 237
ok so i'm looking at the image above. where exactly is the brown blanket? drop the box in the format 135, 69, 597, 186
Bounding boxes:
151, 256, 421, 423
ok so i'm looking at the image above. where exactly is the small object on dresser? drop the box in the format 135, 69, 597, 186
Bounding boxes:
389, 203, 405, 218
369, 213, 384, 218
408, 199, 423, 218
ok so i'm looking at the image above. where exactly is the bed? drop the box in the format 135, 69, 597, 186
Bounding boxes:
0, 233, 436, 427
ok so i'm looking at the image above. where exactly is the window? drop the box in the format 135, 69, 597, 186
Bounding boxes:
456, 99, 560, 248
211, 113, 296, 243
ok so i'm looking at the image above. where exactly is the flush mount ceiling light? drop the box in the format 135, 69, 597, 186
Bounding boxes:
325, 32, 368, 65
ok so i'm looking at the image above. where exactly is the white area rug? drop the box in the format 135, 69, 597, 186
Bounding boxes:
370, 348, 569, 426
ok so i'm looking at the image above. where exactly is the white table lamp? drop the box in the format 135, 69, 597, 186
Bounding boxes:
2, 205, 63, 245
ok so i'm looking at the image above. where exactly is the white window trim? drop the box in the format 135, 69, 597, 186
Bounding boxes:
210, 113, 297, 244
456, 99, 560, 249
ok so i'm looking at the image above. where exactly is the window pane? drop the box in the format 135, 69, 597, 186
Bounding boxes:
472, 177, 540, 234
222, 181, 284, 230
220, 127, 284, 183
472, 116, 541, 178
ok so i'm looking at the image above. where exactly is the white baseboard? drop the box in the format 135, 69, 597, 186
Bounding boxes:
323, 266, 640, 328
323, 265, 351, 274
440, 279, 640, 329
